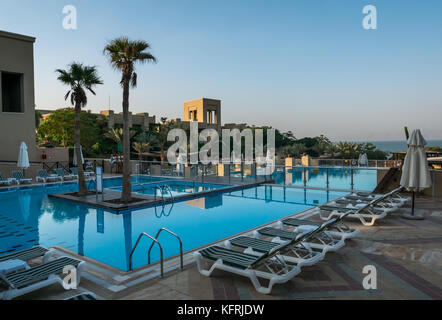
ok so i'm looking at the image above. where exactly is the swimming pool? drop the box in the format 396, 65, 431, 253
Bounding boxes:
0, 180, 346, 271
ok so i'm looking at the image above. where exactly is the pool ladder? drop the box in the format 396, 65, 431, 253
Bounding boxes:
128, 228, 183, 277
153, 184, 174, 203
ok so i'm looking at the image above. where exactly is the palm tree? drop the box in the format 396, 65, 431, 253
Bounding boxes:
56, 63, 102, 196
104, 37, 157, 203
133, 142, 149, 160
135, 130, 158, 152
105, 128, 136, 147
157, 119, 176, 163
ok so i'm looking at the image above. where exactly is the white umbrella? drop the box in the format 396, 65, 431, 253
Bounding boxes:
358, 153, 368, 166
176, 154, 185, 174
73, 145, 84, 166
400, 129, 432, 219
17, 142, 30, 176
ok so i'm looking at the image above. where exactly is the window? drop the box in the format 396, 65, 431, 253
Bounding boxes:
1, 72, 24, 113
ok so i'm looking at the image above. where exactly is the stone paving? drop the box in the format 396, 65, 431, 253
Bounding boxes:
15, 195, 442, 300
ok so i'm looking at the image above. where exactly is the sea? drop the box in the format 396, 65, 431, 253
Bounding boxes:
359, 140, 442, 153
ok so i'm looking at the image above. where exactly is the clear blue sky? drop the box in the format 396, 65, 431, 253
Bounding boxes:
1, 0, 441, 141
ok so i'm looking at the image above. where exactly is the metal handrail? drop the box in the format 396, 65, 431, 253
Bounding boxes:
162, 184, 174, 202
148, 228, 184, 270
128, 232, 164, 276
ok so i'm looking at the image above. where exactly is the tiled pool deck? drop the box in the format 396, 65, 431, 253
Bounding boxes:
15, 194, 442, 300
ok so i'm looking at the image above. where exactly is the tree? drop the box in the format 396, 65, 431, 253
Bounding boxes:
156, 119, 177, 163
104, 37, 157, 202
35, 110, 42, 129
105, 128, 136, 146
37, 108, 101, 149
132, 142, 150, 160
280, 143, 306, 158
55, 63, 103, 196
135, 130, 158, 152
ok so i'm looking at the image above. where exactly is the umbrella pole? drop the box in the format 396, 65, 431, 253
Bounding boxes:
402, 190, 424, 220
411, 191, 415, 216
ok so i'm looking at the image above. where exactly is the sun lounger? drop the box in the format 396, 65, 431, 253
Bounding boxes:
0, 172, 16, 186
316, 201, 387, 226
36, 169, 63, 183
352, 187, 410, 204
0, 246, 53, 265
343, 194, 404, 209
333, 198, 396, 213
225, 235, 325, 267
70, 167, 93, 179
56, 168, 76, 181
195, 220, 337, 294
278, 217, 360, 240
65, 291, 97, 300
0, 256, 85, 300
194, 228, 319, 294
254, 225, 345, 253
12, 171, 32, 184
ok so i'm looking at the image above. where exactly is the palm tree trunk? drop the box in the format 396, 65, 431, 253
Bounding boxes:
121, 78, 132, 202
74, 102, 87, 195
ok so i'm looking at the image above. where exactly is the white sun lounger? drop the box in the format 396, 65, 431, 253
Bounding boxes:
36, 169, 63, 183
194, 220, 336, 294
0, 256, 85, 300
12, 171, 32, 185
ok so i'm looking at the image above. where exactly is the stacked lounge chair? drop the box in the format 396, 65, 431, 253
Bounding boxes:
12, 171, 32, 184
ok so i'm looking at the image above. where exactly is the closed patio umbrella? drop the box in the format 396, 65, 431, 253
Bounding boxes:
73, 145, 84, 166
400, 129, 432, 220
17, 141, 30, 176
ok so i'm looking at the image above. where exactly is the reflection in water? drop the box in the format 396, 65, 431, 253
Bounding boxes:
154, 202, 174, 218
185, 194, 223, 210
123, 212, 132, 271
97, 209, 104, 234
272, 167, 376, 190
78, 213, 85, 256
226, 186, 330, 206
19, 191, 32, 222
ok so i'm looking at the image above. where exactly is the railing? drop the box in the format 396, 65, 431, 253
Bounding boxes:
317, 158, 403, 168
148, 228, 183, 270
129, 232, 163, 274
42, 161, 70, 174
128, 228, 183, 275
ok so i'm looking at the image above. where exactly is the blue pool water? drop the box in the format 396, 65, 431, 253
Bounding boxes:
126, 181, 230, 197
0, 179, 346, 271
271, 168, 377, 191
